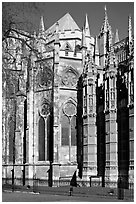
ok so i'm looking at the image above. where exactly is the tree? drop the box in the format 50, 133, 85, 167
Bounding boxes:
2, 2, 45, 40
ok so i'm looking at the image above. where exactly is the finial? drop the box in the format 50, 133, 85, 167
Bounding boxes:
104, 5, 107, 12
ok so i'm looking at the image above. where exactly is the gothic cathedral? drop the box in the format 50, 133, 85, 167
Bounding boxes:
2, 7, 134, 188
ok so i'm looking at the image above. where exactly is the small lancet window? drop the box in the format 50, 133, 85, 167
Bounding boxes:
65, 42, 72, 56
71, 116, 76, 146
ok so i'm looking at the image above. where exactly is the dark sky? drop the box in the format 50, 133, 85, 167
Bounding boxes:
3, 2, 134, 40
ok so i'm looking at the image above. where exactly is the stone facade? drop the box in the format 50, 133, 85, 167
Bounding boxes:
2, 8, 134, 187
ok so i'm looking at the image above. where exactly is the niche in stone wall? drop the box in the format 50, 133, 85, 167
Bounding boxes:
38, 116, 45, 161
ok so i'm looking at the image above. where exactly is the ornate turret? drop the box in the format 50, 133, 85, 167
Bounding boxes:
104, 24, 118, 185
82, 14, 98, 180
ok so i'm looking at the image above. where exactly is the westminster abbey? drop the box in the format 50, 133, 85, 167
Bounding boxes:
2, 6, 134, 188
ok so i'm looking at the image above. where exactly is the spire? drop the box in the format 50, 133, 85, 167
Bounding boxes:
39, 16, 45, 37
114, 29, 119, 43
104, 5, 109, 31
100, 5, 110, 34
84, 13, 91, 37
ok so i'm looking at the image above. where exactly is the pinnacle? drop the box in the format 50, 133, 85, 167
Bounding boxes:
84, 13, 91, 37
100, 5, 110, 34
39, 16, 45, 32
114, 29, 119, 43
39, 16, 45, 37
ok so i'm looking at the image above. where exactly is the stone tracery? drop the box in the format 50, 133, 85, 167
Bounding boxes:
62, 67, 78, 87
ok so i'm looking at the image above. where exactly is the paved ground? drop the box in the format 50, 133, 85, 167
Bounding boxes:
2, 191, 126, 202
2, 184, 133, 202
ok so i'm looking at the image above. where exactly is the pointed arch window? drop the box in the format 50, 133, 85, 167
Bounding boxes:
61, 114, 77, 146
110, 78, 115, 100
84, 85, 87, 114
61, 101, 77, 162
61, 101, 77, 146
38, 116, 45, 161
61, 115, 69, 146
71, 115, 76, 146
89, 95, 93, 113
106, 78, 109, 109
46, 115, 50, 161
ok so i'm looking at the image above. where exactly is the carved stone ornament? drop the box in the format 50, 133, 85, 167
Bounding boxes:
40, 102, 50, 117
64, 102, 76, 117
62, 69, 77, 87
39, 64, 53, 87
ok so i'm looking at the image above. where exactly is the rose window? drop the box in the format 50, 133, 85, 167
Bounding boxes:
64, 102, 76, 117
40, 103, 50, 117
62, 70, 77, 87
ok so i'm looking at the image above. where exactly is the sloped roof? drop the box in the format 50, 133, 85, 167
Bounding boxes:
46, 13, 81, 34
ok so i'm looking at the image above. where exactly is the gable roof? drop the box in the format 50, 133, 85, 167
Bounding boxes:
46, 13, 81, 34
